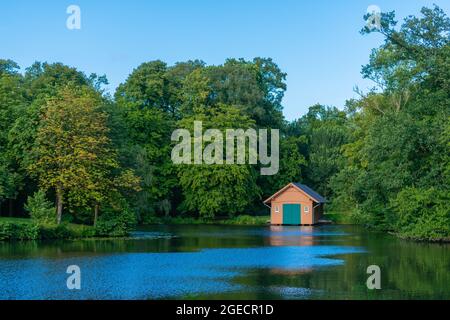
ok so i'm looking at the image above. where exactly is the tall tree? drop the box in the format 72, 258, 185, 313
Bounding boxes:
0, 60, 25, 214
176, 104, 261, 218
29, 85, 114, 224
331, 5, 450, 238
301, 105, 349, 198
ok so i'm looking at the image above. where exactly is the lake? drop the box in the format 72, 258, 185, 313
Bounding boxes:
0, 224, 449, 299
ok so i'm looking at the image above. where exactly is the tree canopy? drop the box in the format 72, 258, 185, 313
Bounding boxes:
0, 5, 448, 240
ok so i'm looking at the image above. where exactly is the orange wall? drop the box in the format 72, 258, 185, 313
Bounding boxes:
270, 185, 315, 225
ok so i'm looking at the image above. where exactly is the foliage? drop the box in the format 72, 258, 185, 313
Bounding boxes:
218, 215, 269, 226
262, 135, 306, 196
176, 104, 261, 218
0, 222, 39, 241
0, 60, 25, 203
285, 104, 349, 199
391, 188, 450, 240
141, 215, 269, 226
0, 5, 448, 241
94, 198, 137, 237
27, 84, 139, 225
24, 190, 55, 224
0, 217, 97, 241
330, 5, 450, 238
115, 61, 179, 218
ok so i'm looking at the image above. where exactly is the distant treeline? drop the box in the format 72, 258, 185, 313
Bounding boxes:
0, 5, 448, 240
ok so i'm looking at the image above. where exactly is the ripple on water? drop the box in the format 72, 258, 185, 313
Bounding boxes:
0, 245, 364, 299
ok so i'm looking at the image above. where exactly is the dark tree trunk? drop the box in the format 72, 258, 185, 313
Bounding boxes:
56, 185, 63, 225
94, 204, 99, 227
9, 199, 13, 217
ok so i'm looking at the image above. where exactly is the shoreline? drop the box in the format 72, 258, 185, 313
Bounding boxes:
1, 216, 449, 243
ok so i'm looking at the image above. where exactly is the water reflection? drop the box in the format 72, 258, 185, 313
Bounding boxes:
0, 224, 448, 299
0, 246, 363, 299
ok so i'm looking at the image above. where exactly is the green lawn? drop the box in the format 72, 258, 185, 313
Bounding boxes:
0, 216, 92, 229
0, 217, 32, 224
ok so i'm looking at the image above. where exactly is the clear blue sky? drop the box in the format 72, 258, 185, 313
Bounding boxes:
1, 0, 448, 120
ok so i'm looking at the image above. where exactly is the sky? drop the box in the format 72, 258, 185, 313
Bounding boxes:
1, 0, 449, 120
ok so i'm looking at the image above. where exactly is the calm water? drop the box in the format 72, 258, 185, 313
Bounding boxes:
0, 225, 449, 300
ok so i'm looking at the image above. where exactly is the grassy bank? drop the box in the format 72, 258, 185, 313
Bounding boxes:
0, 215, 271, 241
143, 215, 270, 226
0, 217, 98, 241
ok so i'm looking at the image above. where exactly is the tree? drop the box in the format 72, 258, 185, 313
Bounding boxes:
263, 135, 306, 195
176, 104, 261, 218
286, 105, 349, 199
114, 60, 205, 219
0, 59, 25, 214
181, 58, 286, 128
28, 85, 114, 224
330, 5, 450, 238
24, 190, 55, 224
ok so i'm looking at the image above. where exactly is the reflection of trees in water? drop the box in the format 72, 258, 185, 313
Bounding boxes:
199, 226, 450, 299
0, 225, 448, 299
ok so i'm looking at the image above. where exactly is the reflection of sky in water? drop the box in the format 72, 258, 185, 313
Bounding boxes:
129, 231, 177, 239
0, 246, 363, 300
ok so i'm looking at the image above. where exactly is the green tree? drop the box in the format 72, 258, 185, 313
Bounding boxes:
24, 190, 55, 224
262, 135, 306, 196
286, 105, 349, 199
29, 85, 114, 224
181, 58, 286, 128
331, 5, 450, 238
176, 104, 261, 218
0, 59, 25, 213
114, 60, 205, 219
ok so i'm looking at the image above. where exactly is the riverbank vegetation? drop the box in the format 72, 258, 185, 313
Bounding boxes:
0, 6, 448, 240
143, 215, 270, 226
0, 217, 96, 241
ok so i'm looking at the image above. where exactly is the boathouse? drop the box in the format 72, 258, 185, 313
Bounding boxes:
263, 183, 326, 225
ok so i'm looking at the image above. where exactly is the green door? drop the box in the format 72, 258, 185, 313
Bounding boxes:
282, 204, 301, 225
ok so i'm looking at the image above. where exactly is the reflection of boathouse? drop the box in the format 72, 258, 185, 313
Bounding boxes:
268, 226, 316, 246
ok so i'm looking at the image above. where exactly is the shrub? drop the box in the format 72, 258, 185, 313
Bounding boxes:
0, 220, 99, 241
24, 190, 55, 224
95, 199, 137, 237
70, 224, 97, 238
0, 222, 14, 241
0, 222, 40, 240
38, 224, 72, 239
140, 214, 161, 225
391, 187, 450, 240
16, 223, 40, 240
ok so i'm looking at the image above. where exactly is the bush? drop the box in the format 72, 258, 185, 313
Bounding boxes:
95, 199, 137, 237
0, 222, 14, 241
16, 223, 40, 240
24, 190, 55, 224
70, 224, 97, 238
38, 224, 72, 239
391, 187, 450, 240
0, 219, 99, 241
0, 222, 40, 240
